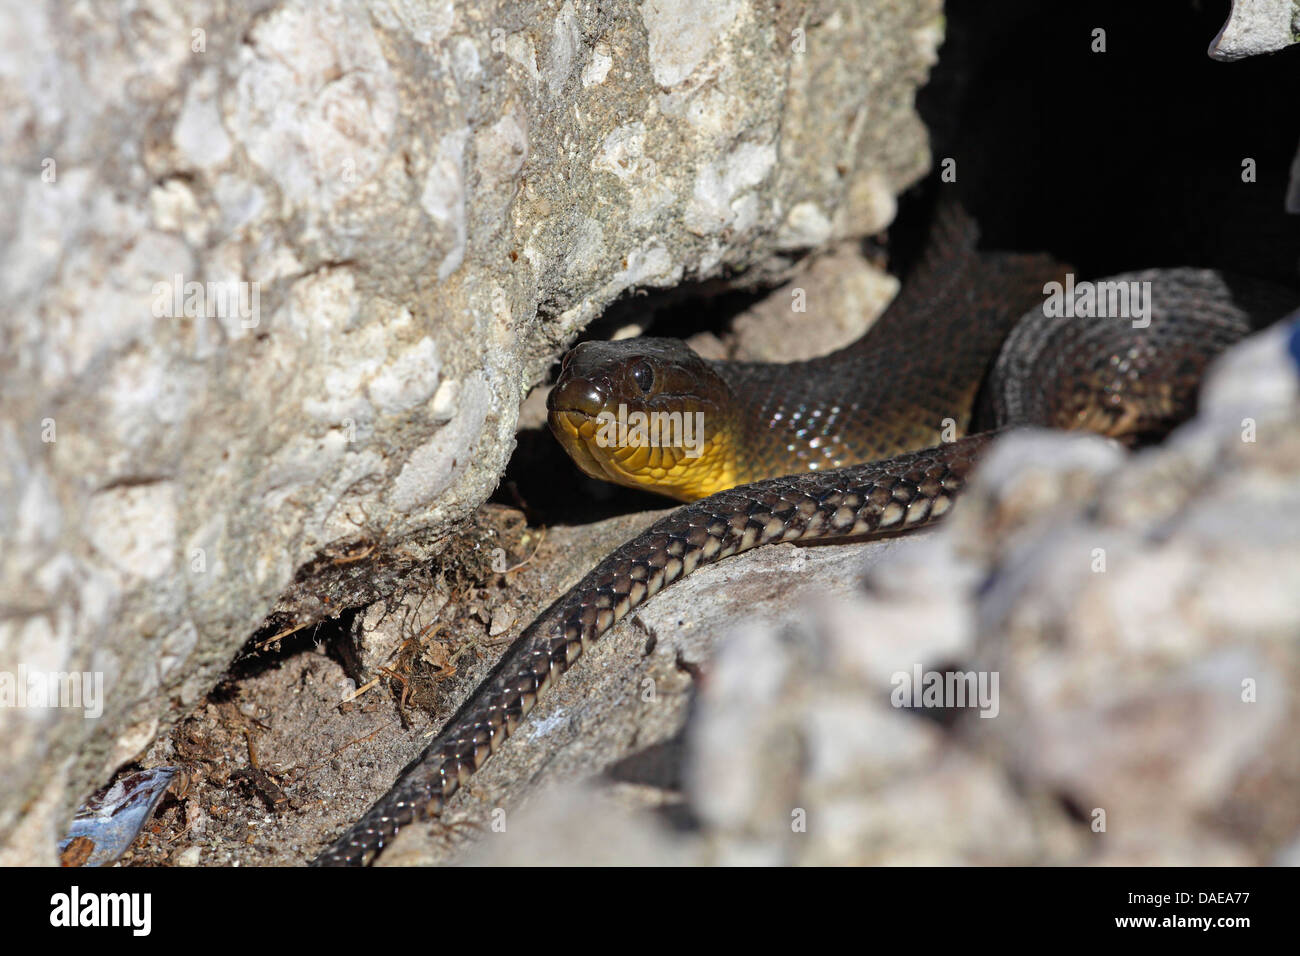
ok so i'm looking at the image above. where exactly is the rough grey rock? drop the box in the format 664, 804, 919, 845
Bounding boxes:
0, 0, 941, 860
724, 242, 898, 362
955, 323, 1300, 865
423, 319, 1300, 866
1208, 0, 1300, 61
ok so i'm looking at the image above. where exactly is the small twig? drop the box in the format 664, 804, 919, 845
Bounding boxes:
503, 527, 548, 574
342, 676, 380, 702
302, 719, 400, 776
256, 620, 311, 651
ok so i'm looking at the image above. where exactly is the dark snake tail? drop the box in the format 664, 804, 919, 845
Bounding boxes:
311, 436, 988, 865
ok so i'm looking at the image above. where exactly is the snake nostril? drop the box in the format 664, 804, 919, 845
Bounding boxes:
548, 377, 606, 416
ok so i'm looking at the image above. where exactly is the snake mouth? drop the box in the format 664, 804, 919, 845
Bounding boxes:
548, 377, 638, 484
546, 347, 734, 500
547, 407, 625, 485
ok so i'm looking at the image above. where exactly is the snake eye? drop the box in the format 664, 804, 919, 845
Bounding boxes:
631, 362, 655, 394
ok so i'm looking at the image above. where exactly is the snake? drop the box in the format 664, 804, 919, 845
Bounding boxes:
311, 202, 1296, 865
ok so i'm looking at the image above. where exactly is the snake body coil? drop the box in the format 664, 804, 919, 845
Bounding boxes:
313, 206, 1294, 866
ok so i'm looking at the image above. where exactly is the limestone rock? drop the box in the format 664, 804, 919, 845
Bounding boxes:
0, 0, 941, 859
1208, 0, 1300, 61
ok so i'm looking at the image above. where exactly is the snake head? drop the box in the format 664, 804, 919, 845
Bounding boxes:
547, 338, 739, 501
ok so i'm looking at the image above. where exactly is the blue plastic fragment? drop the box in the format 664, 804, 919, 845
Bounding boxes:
58, 767, 178, 867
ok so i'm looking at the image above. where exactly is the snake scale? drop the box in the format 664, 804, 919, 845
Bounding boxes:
312, 202, 1295, 866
